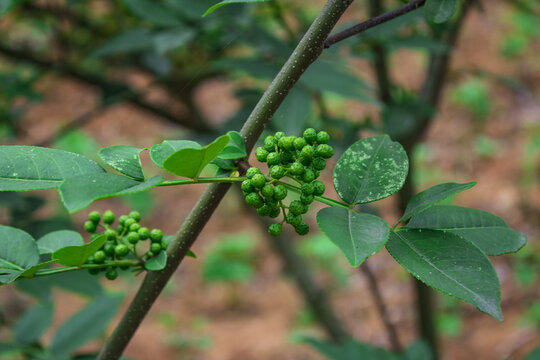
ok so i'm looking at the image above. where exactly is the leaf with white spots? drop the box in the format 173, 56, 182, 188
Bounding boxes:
0, 146, 104, 191
386, 228, 503, 321
98, 145, 145, 181
333, 135, 409, 205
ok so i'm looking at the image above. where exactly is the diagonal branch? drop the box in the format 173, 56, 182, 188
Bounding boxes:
96, 1, 354, 358
324, 0, 426, 48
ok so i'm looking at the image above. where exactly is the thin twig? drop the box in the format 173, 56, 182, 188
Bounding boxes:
324, 0, 426, 48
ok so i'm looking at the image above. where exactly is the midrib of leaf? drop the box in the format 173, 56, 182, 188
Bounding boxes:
352, 137, 386, 203
394, 231, 488, 308
0, 258, 24, 271
347, 211, 357, 265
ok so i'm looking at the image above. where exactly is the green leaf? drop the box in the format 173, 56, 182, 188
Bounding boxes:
123, 0, 182, 26
93, 29, 153, 57
187, 250, 197, 258
303, 337, 400, 360
333, 135, 409, 204
144, 251, 167, 271
14, 301, 54, 345
317, 207, 389, 267
400, 182, 476, 222
50, 294, 123, 356
163, 134, 230, 179
425, 0, 458, 23
37, 230, 84, 254
525, 346, 540, 360
59, 174, 163, 213
150, 140, 201, 168
271, 86, 313, 135
202, 0, 269, 17
0, 146, 104, 191
52, 235, 107, 266
403, 340, 433, 360
19, 260, 55, 278
152, 27, 195, 54
98, 145, 145, 181
217, 131, 247, 160
407, 205, 527, 256
386, 229, 502, 321
0, 225, 39, 284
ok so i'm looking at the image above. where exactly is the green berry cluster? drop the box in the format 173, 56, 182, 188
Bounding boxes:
84, 210, 168, 280
245, 129, 333, 236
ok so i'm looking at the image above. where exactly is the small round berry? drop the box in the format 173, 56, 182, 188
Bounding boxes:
270, 165, 285, 179
295, 222, 310, 235
267, 152, 281, 166
150, 242, 162, 253
124, 218, 136, 229
245, 192, 264, 208
105, 269, 118, 281
303, 169, 315, 183
273, 185, 288, 200
118, 215, 129, 225
286, 214, 302, 226
87, 255, 95, 264
88, 211, 101, 224
261, 184, 274, 198
257, 205, 271, 216
300, 193, 314, 205
115, 244, 129, 257
150, 229, 163, 242
274, 131, 286, 140
312, 157, 326, 171
280, 151, 295, 164
269, 207, 281, 218
313, 170, 320, 179
241, 179, 255, 193
251, 174, 266, 189
279, 136, 295, 151
255, 147, 269, 162
116, 225, 124, 234
313, 180, 326, 196
103, 210, 115, 224
299, 154, 312, 166
161, 240, 169, 250
146, 251, 155, 258
129, 223, 141, 232
289, 200, 305, 216
316, 131, 330, 144
301, 182, 314, 195
290, 162, 304, 175
93, 250, 106, 264
316, 144, 334, 159
138, 227, 150, 240
246, 167, 261, 179
104, 242, 116, 256
84, 221, 97, 233
264, 136, 276, 152
127, 232, 139, 244
88, 268, 100, 275
301, 145, 315, 160
268, 223, 282, 236
294, 137, 307, 150
303, 128, 317, 144
129, 211, 141, 222
105, 229, 117, 241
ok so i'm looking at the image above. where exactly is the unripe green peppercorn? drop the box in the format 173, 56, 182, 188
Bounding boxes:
299, 154, 312, 166
124, 218, 136, 229
312, 157, 326, 171
129, 211, 141, 222
255, 147, 269, 162
87, 255, 95, 264
286, 214, 302, 226
301, 145, 315, 160
105, 268, 118, 280
115, 244, 129, 257
84, 221, 97, 233
274, 131, 286, 140
261, 184, 274, 198
245, 192, 264, 208
269, 207, 281, 218
246, 167, 260, 179
150, 229, 163, 242
268, 223, 282, 236
279, 136, 295, 151
118, 215, 129, 225
161, 240, 169, 250
241, 179, 255, 193
129, 223, 141, 232
88, 211, 101, 224
303, 128, 317, 143
146, 251, 155, 258
295, 222, 310, 235
289, 200, 304, 216
104, 242, 116, 256
300, 193, 314, 205
88, 268, 100, 275
294, 137, 307, 150
116, 225, 124, 234
313, 180, 325, 196
264, 136, 276, 152
316, 131, 330, 144
267, 152, 281, 166
280, 151, 295, 164
290, 162, 304, 175
105, 229, 117, 241
251, 174, 266, 189
303, 169, 315, 183
273, 185, 287, 200
103, 210, 115, 224
270, 165, 285, 179
257, 204, 271, 216
127, 232, 139, 244
150, 243, 162, 253
301, 182, 314, 195
93, 250, 106, 263
316, 144, 334, 159
138, 227, 150, 240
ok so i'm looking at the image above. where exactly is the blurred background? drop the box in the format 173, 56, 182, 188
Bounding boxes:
0, 0, 539, 359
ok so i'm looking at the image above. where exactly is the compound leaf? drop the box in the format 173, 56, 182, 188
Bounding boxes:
98, 145, 145, 181
218, 131, 247, 160
150, 140, 201, 168
386, 229, 502, 321
333, 135, 408, 204
52, 235, 107, 267
37, 230, 84, 255
317, 207, 389, 267
0, 146, 103, 191
407, 205, 526, 256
